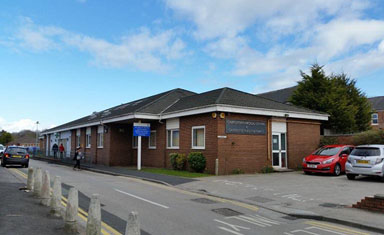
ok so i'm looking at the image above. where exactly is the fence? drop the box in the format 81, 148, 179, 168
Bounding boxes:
31, 149, 93, 168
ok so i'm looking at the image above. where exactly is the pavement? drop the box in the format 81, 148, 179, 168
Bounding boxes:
31, 156, 384, 234
0, 166, 70, 235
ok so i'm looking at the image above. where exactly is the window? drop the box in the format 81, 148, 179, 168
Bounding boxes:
167, 129, 179, 149
132, 135, 138, 148
192, 126, 205, 149
149, 131, 156, 149
97, 126, 104, 148
372, 113, 379, 125
86, 127, 91, 148
76, 129, 80, 147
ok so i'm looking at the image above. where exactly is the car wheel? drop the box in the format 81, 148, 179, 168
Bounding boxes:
347, 174, 356, 180
24, 164, 29, 168
333, 164, 341, 176
304, 171, 311, 175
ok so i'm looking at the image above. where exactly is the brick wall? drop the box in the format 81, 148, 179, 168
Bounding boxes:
108, 124, 132, 166
372, 110, 384, 130
287, 119, 321, 169
96, 126, 111, 166
218, 113, 269, 174
353, 196, 384, 213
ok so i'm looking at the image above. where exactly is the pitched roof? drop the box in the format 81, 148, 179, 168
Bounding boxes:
257, 86, 298, 104
45, 88, 196, 133
369, 96, 384, 111
163, 87, 324, 115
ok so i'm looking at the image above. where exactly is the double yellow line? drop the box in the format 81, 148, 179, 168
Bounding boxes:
9, 168, 121, 235
305, 220, 370, 235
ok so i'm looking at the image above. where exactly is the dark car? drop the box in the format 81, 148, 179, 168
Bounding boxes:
1, 146, 30, 168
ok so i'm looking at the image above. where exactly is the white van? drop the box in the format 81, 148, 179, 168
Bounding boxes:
345, 145, 384, 181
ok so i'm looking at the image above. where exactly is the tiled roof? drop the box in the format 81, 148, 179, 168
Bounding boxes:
257, 86, 298, 104
369, 96, 384, 111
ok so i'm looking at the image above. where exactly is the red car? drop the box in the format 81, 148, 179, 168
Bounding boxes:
302, 145, 354, 176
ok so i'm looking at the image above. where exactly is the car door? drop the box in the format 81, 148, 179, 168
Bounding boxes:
339, 147, 351, 171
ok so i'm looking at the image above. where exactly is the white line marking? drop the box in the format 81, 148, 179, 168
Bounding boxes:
114, 188, 169, 209
218, 227, 244, 235
231, 216, 267, 227
214, 219, 250, 232
248, 214, 281, 225
307, 226, 350, 235
289, 229, 319, 235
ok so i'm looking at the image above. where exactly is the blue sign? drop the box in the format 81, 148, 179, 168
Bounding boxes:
133, 124, 151, 137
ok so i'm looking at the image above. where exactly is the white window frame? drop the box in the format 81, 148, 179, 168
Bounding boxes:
132, 135, 138, 149
192, 126, 205, 150
372, 113, 379, 125
86, 127, 91, 148
148, 130, 156, 149
97, 126, 104, 148
167, 129, 179, 149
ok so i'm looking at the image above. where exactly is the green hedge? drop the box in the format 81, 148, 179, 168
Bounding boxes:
170, 153, 186, 170
319, 136, 339, 147
188, 152, 206, 173
353, 130, 384, 145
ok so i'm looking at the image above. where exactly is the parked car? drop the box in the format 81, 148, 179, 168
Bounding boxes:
302, 145, 354, 176
345, 145, 384, 181
1, 146, 30, 168
0, 144, 4, 158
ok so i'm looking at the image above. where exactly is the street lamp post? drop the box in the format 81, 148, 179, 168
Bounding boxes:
35, 121, 39, 156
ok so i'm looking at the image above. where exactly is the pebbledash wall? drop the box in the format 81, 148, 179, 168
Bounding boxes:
43, 112, 321, 174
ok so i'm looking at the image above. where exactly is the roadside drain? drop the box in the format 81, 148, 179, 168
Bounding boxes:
191, 198, 218, 204
247, 196, 274, 203
212, 208, 243, 217
319, 203, 346, 208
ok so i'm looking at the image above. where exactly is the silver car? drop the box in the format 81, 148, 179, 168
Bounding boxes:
345, 145, 384, 181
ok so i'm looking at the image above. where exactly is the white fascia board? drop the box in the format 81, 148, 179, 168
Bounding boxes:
41, 113, 159, 135
161, 105, 328, 121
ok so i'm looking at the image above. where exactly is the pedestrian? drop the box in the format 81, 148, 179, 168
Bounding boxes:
73, 146, 82, 170
52, 143, 58, 159
59, 143, 65, 159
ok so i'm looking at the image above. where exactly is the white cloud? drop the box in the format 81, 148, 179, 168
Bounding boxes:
0, 117, 53, 133
10, 18, 187, 72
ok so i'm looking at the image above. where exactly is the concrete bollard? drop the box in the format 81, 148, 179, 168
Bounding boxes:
215, 158, 219, 176
50, 176, 62, 217
33, 167, 42, 197
64, 187, 78, 234
125, 211, 140, 235
40, 170, 51, 206
86, 194, 101, 235
27, 167, 34, 191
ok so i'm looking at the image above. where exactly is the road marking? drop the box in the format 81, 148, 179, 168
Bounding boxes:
214, 219, 250, 235
229, 214, 281, 228
305, 221, 370, 235
114, 188, 169, 209
285, 229, 320, 235
307, 226, 351, 235
10, 168, 121, 235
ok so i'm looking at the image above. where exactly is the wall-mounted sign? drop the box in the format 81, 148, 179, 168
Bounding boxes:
133, 123, 151, 137
226, 119, 266, 135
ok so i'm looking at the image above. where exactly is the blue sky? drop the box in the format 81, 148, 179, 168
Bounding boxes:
1, 0, 384, 132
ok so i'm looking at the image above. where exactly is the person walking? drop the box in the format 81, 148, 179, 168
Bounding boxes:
52, 143, 58, 159
59, 143, 65, 159
73, 146, 82, 170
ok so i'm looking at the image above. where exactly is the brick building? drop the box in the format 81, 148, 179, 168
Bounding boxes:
41, 88, 328, 174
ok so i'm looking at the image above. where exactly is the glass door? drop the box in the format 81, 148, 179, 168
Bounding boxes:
272, 133, 287, 169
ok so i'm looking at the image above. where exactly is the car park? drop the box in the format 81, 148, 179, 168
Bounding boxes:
1, 146, 30, 168
302, 144, 354, 176
345, 145, 384, 181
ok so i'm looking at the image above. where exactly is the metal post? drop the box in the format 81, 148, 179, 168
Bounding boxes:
138, 136, 141, 170
35, 121, 39, 157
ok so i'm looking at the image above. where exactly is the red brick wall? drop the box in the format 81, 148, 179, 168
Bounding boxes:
96, 126, 111, 166
287, 119, 321, 169
70, 130, 76, 157
109, 124, 132, 166
217, 113, 269, 174
372, 110, 384, 130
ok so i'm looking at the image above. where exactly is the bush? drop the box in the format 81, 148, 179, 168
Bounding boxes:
353, 130, 384, 146
232, 168, 244, 174
170, 153, 186, 170
188, 152, 206, 173
319, 136, 339, 147
260, 165, 274, 174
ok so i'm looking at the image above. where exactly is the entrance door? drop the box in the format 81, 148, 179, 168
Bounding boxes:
272, 132, 287, 169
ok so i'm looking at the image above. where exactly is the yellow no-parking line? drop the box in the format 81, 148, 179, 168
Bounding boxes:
305, 220, 370, 235
9, 168, 121, 235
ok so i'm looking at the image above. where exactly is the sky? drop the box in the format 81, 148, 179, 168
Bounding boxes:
1, 0, 384, 132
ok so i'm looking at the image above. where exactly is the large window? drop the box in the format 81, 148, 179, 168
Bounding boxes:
86, 127, 91, 148
372, 113, 379, 125
97, 126, 104, 148
167, 129, 179, 149
149, 131, 156, 149
192, 126, 205, 149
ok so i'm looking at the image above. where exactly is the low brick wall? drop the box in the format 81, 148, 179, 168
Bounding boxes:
352, 195, 384, 213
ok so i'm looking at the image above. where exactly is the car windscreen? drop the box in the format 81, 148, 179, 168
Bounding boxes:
351, 147, 380, 156
7, 147, 28, 155
0, 146, 3, 150
313, 147, 342, 156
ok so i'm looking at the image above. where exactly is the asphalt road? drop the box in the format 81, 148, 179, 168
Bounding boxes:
4, 159, 378, 235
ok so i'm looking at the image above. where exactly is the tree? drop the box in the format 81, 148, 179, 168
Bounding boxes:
290, 64, 372, 133
0, 130, 13, 145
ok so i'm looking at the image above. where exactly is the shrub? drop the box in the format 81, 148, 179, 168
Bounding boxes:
232, 168, 244, 174
170, 153, 186, 170
188, 152, 206, 173
319, 136, 339, 147
260, 165, 274, 174
353, 130, 384, 146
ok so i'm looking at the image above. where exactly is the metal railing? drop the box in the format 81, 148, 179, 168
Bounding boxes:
32, 149, 93, 167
